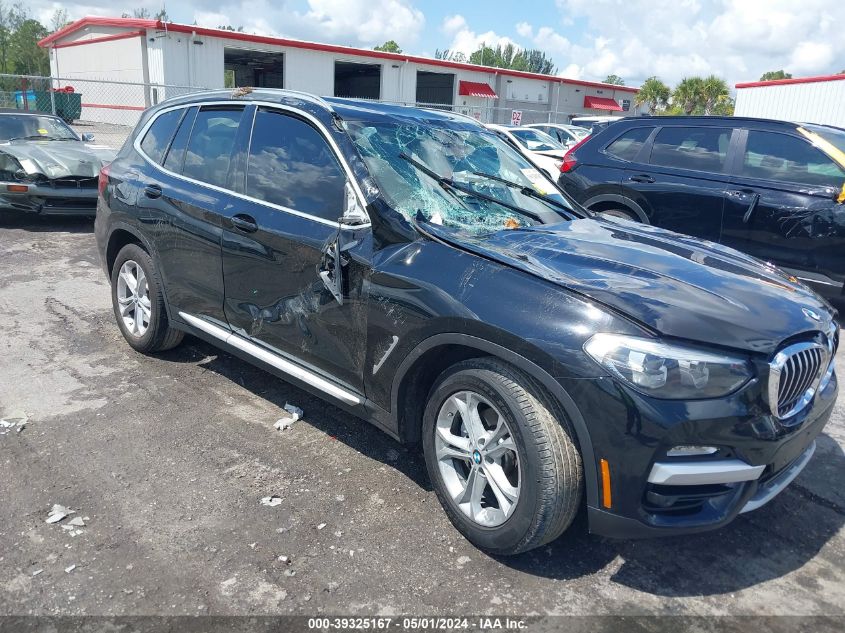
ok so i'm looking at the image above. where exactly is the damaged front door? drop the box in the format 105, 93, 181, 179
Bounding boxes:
722, 128, 845, 295
220, 106, 371, 393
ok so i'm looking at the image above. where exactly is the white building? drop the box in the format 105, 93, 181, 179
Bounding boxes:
38, 16, 641, 126
735, 74, 845, 127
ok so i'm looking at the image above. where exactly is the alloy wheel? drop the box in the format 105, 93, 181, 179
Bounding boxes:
116, 260, 151, 337
434, 390, 521, 527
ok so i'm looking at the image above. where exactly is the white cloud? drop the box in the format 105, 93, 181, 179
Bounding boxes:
31, 0, 426, 47
529, 0, 845, 87
441, 13, 519, 58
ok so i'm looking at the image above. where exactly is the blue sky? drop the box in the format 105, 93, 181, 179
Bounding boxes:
36, 0, 845, 88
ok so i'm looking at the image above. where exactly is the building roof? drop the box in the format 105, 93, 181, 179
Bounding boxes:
39, 16, 639, 94
736, 73, 845, 89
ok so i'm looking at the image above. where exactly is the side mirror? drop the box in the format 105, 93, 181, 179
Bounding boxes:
81, 133, 94, 142
341, 181, 368, 225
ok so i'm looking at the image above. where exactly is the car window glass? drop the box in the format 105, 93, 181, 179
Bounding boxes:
0, 114, 77, 141
162, 107, 197, 173
182, 107, 244, 188
649, 126, 731, 172
246, 109, 345, 221
741, 130, 845, 187
605, 127, 652, 161
140, 109, 183, 164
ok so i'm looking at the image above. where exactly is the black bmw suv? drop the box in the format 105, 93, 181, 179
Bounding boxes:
96, 90, 838, 554
557, 116, 845, 302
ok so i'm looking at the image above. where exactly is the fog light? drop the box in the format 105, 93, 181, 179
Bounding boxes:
667, 445, 718, 457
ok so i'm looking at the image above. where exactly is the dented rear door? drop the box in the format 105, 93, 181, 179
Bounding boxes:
721, 127, 845, 297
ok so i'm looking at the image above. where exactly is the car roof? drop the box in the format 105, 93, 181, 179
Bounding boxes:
611, 115, 808, 129
153, 88, 483, 127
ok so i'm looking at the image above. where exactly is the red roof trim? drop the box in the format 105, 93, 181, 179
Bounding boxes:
52, 30, 145, 49
736, 73, 845, 89
39, 16, 640, 93
583, 96, 622, 111
458, 81, 498, 98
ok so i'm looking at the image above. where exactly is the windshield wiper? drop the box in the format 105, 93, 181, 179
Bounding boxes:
398, 152, 546, 223
470, 170, 576, 218
10, 135, 62, 141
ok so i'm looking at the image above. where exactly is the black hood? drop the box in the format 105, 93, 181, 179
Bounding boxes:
428, 218, 836, 355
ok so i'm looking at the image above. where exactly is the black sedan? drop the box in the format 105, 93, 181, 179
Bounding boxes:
0, 110, 115, 215
96, 91, 837, 554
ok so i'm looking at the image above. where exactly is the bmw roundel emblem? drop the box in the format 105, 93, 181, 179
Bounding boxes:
803, 307, 821, 322
472, 450, 482, 465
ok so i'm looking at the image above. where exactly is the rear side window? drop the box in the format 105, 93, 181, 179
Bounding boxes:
162, 107, 197, 173
140, 109, 183, 164
649, 126, 731, 173
741, 130, 845, 187
245, 109, 346, 221
605, 127, 652, 161
182, 107, 244, 189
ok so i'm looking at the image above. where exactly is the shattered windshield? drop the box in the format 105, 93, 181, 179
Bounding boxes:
0, 115, 78, 141
344, 119, 573, 235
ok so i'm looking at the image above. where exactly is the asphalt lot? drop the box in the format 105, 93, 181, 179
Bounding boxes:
1, 212, 844, 619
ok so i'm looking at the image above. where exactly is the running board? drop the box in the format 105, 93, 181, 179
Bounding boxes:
178, 312, 362, 406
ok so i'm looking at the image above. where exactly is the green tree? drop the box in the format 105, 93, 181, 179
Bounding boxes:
712, 95, 735, 116
9, 18, 48, 74
701, 74, 729, 115
673, 76, 705, 115
603, 74, 625, 85
468, 43, 556, 75
49, 8, 69, 32
218, 25, 244, 32
122, 9, 150, 18
759, 70, 792, 81
635, 76, 670, 114
434, 48, 465, 62
374, 40, 401, 53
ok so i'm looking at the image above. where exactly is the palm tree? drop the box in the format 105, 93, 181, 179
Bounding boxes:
701, 75, 729, 115
673, 77, 704, 115
635, 76, 670, 114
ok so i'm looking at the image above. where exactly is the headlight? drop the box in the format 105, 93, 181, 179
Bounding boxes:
584, 333, 752, 399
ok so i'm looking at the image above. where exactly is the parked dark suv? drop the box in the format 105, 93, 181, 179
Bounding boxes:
96, 91, 838, 554
558, 116, 845, 302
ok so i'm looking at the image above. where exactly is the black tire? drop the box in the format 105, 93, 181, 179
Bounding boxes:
596, 208, 639, 222
422, 358, 583, 555
110, 243, 183, 353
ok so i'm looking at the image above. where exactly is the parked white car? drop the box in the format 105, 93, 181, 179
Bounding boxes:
526, 123, 590, 148
485, 124, 567, 179
569, 115, 625, 134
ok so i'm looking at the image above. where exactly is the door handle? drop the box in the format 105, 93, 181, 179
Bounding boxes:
143, 184, 162, 199
231, 213, 258, 233
629, 174, 655, 184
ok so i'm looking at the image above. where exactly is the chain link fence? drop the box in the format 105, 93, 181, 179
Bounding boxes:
1, 74, 585, 150
1, 74, 208, 149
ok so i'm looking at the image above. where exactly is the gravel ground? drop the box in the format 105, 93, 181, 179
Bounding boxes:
1, 212, 844, 621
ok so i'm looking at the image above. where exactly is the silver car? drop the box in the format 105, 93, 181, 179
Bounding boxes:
0, 111, 115, 216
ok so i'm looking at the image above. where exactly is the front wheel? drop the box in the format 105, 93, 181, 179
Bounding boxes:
422, 358, 583, 555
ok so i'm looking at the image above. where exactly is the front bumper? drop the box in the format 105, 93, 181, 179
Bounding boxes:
0, 181, 97, 215
559, 362, 837, 539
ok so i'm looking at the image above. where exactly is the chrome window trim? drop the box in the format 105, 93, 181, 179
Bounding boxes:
133, 99, 371, 230
179, 312, 362, 406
